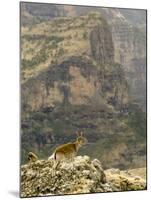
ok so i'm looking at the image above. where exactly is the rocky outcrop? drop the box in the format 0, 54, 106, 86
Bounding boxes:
105, 168, 146, 191
21, 156, 146, 197
99, 8, 146, 109
90, 24, 114, 64
22, 56, 128, 112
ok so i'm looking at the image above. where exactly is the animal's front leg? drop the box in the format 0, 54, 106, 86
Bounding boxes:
53, 160, 60, 170
70, 154, 75, 171
50, 160, 60, 177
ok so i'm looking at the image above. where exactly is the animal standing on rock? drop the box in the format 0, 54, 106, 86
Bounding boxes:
27, 152, 38, 163
48, 131, 88, 168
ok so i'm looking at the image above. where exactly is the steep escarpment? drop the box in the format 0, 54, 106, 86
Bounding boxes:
90, 23, 114, 64
21, 55, 132, 170
99, 8, 146, 109
21, 12, 128, 112
21, 5, 146, 110
21, 5, 146, 171
21, 156, 146, 197
21, 12, 115, 83
22, 56, 128, 112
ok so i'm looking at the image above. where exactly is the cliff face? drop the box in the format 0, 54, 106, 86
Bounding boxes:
71, 7, 146, 109
21, 11, 128, 112
22, 56, 128, 112
21, 4, 146, 171
98, 8, 146, 109
90, 24, 114, 64
21, 4, 146, 109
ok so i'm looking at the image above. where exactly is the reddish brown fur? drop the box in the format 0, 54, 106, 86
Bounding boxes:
51, 132, 87, 162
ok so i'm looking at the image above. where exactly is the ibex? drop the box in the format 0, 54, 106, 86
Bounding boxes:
28, 152, 38, 163
48, 131, 88, 168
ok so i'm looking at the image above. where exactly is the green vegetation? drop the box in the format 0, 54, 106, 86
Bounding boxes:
22, 34, 64, 68
58, 48, 64, 56
22, 48, 48, 68
21, 101, 146, 168
23, 34, 63, 43
83, 31, 88, 39
127, 112, 146, 140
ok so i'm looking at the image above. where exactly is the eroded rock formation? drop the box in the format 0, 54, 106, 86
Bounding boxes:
21, 156, 146, 197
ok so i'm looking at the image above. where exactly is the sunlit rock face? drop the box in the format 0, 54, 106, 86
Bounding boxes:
22, 56, 128, 112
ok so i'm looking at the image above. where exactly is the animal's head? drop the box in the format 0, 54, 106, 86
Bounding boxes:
76, 131, 88, 146
28, 152, 34, 159
28, 152, 37, 161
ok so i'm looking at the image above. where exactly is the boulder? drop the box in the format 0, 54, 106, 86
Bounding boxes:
21, 156, 146, 197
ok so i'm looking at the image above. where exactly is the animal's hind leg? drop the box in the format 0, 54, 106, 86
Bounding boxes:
53, 153, 64, 170
51, 160, 60, 177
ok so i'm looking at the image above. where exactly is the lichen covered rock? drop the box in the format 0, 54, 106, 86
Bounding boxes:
21, 156, 146, 197
21, 156, 108, 197
105, 168, 146, 191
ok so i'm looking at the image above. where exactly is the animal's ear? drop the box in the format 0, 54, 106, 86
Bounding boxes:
76, 131, 80, 137
76, 131, 84, 137
80, 131, 83, 136
28, 152, 31, 156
